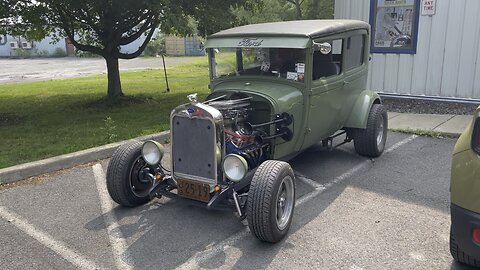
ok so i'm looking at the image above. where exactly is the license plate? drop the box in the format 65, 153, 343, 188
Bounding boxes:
177, 178, 211, 202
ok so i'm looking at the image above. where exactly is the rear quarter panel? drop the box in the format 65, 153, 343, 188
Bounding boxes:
343, 90, 381, 129
451, 108, 480, 213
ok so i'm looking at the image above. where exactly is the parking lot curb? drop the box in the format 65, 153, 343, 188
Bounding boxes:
0, 131, 170, 184
388, 128, 461, 138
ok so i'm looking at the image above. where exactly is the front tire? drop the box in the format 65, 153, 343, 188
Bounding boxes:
354, 104, 388, 157
106, 141, 153, 207
247, 160, 296, 243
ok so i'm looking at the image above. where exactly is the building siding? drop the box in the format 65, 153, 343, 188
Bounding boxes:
0, 35, 67, 57
335, 0, 480, 99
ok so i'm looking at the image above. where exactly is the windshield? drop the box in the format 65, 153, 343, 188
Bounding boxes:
210, 48, 306, 83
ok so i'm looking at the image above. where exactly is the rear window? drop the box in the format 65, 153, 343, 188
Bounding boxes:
344, 35, 365, 70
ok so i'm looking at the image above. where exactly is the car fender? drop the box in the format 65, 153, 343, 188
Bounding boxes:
343, 90, 381, 129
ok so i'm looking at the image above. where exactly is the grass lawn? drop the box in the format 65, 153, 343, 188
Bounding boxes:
0, 56, 210, 169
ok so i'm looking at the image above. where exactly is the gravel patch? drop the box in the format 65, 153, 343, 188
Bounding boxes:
383, 98, 479, 115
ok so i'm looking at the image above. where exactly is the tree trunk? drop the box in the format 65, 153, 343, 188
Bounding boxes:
105, 56, 124, 99
295, 0, 302, 19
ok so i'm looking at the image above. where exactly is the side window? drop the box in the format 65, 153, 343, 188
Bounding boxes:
312, 39, 342, 81
344, 35, 365, 70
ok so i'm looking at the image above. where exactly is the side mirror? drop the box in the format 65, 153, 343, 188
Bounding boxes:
313, 42, 332, 54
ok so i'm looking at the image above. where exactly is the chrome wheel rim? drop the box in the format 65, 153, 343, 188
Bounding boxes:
129, 156, 152, 197
275, 176, 294, 230
376, 115, 385, 147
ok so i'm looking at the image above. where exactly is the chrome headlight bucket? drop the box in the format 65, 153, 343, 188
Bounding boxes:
223, 154, 248, 182
142, 140, 165, 165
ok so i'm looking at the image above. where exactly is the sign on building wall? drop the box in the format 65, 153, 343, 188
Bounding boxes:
0, 35, 6, 46
421, 0, 436, 16
369, 0, 420, 54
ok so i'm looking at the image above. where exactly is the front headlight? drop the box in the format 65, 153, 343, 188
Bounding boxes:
223, 154, 248, 182
142, 140, 165, 165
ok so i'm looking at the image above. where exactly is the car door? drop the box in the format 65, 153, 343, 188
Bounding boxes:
302, 38, 345, 148
342, 32, 369, 122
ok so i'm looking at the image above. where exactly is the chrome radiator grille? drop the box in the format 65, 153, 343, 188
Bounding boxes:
171, 115, 217, 182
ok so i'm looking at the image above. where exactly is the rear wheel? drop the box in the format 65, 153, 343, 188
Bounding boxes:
106, 141, 153, 207
450, 227, 480, 267
247, 160, 295, 243
354, 104, 388, 157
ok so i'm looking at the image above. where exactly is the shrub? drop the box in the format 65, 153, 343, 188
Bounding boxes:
13, 48, 32, 58
51, 47, 67, 57
35, 49, 49, 58
144, 34, 165, 56
75, 49, 99, 58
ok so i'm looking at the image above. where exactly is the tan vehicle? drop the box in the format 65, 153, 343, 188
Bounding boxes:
450, 105, 480, 267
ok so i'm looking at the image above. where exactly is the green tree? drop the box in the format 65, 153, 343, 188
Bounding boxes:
233, 0, 298, 24
7, 0, 255, 99
289, 0, 335, 20
303, 0, 335, 19
286, 0, 304, 19
1, 0, 14, 31
232, 0, 334, 24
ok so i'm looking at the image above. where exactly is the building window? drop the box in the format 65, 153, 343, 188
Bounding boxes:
345, 35, 365, 70
369, 0, 420, 54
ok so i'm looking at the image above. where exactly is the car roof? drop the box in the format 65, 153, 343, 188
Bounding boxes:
209, 20, 369, 39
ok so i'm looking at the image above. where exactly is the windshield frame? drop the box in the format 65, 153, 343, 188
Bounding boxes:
208, 47, 308, 84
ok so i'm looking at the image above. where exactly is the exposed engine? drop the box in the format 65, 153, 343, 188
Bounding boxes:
207, 96, 270, 169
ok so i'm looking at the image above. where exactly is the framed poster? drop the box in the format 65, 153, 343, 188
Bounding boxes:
369, 0, 420, 54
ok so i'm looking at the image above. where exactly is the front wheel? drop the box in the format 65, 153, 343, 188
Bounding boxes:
354, 104, 388, 157
106, 141, 153, 207
247, 160, 296, 243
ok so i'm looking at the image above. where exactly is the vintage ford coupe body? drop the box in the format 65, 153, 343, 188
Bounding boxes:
106, 20, 388, 242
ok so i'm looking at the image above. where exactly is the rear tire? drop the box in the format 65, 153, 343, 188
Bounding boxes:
450, 227, 480, 267
354, 104, 388, 157
106, 141, 153, 207
247, 160, 295, 243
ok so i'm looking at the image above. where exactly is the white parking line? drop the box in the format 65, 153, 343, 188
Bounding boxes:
0, 206, 102, 270
176, 135, 418, 269
295, 172, 325, 190
296, 161, 368, 207
384, 135, 418, 153
176, 229, 251, 270
92, 164, 132, 270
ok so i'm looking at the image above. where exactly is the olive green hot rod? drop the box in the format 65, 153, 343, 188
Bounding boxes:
106, 20, 388, 243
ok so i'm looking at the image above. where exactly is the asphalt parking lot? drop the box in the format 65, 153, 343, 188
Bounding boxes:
0, 57, 196, 84
0, 132, 476, 270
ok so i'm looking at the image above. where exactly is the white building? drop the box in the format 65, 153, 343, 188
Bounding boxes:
0, 31, 150, 58
0, 34, 70, 57
335, 0, 480, 100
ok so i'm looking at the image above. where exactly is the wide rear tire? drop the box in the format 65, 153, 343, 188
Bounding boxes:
354, 104, 388, 157
106, 141, 153, 207
247, 160, 296, 243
